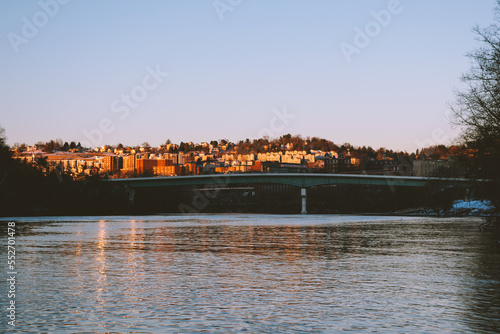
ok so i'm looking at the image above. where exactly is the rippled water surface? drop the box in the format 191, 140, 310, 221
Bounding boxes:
1, 215, 500, 333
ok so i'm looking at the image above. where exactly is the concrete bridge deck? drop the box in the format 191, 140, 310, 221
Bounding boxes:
106, 173, 477, 189
107, 173, 481, 214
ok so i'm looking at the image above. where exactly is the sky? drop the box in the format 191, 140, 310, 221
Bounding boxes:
0, 0, 497, 151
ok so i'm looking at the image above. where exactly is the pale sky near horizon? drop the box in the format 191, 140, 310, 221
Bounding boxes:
0, 0, 497, 151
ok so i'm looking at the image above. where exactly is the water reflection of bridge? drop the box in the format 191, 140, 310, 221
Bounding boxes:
107, 173, 479, 214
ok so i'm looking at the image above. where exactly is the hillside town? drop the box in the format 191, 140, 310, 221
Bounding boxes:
10, 135, 469, 179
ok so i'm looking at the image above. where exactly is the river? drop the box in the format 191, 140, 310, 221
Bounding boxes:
1, 215, 499, 333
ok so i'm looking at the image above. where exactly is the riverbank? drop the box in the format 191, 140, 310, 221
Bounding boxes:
390, 199, 496, 217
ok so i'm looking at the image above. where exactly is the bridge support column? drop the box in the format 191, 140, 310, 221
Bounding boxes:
301, 188, 307, 214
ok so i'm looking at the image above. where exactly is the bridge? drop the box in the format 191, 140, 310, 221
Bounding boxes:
106, 173, 479, 214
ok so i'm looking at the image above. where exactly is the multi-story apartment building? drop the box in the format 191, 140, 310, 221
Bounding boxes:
100, 155, 122, 172
122, 154, 137, 171
136, 158, 174, 174
413, 160, 449, 177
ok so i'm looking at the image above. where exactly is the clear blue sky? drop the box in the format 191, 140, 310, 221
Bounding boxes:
0, 0, 496, 151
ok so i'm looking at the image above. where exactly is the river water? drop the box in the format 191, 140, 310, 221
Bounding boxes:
1, 215, 500, 333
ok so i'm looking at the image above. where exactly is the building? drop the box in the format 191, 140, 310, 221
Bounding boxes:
261, 162, 307, 173
122, 154, 137, 171
100, 155, 122, 172
186, 162, 203, 175
136, 159, 157, 174
163, 153, 188, 165
322, 154, 353, 173
136, 158, 173, 174
413, 160, 450, 177
153, 165, 184, 176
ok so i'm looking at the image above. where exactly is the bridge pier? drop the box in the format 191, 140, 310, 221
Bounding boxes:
301, 188, 307, 214
129, 189, 135, 204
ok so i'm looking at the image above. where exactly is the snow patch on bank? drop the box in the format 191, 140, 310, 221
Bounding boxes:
449, 199, 495, 215
401, 199, 496, 216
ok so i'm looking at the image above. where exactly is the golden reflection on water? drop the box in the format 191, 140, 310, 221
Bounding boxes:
95, 220, 108, 308
74, 226, 82, 258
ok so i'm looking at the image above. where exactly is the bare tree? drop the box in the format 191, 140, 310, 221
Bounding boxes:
450, 1, 500, 209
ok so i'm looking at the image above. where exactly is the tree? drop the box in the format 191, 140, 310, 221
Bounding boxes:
43, 140, 56, 152
450, 1, 500, 211
179, 142, 190, 152
0, 127, 12, 172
